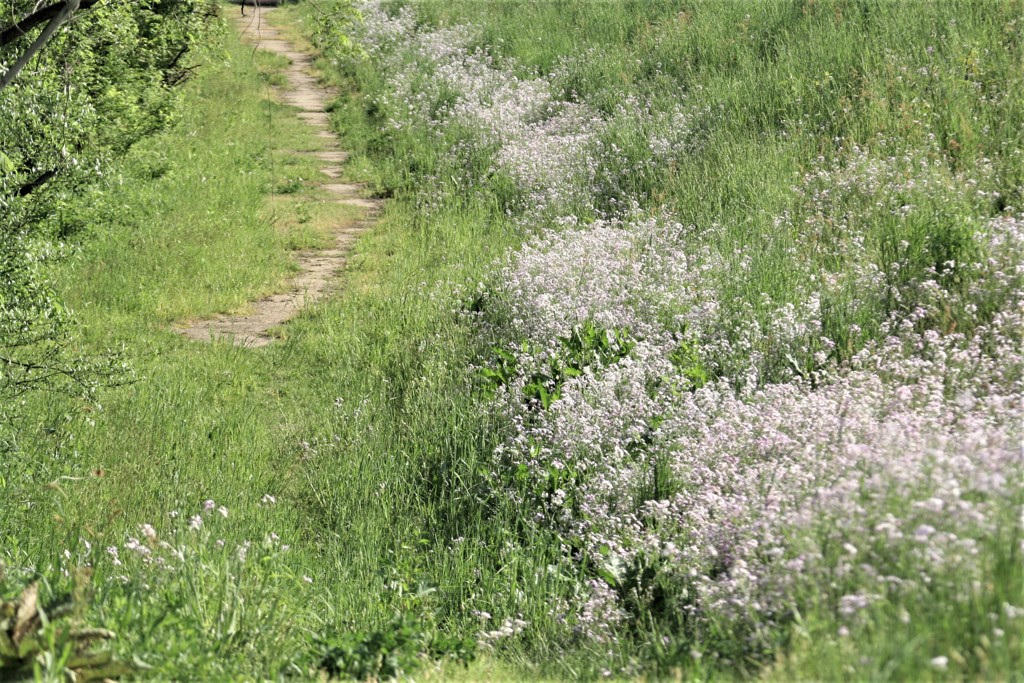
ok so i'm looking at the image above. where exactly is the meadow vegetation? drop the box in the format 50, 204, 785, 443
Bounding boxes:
304, 0, 1024, 678
0, 0, 219, 447
2, 0, 1023, 680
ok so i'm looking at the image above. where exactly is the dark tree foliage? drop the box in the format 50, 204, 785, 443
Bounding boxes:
0, 0, 218, 441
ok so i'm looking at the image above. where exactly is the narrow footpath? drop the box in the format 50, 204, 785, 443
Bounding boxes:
178, 6, 380, 347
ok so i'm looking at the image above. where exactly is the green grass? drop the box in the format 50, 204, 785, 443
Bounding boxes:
0, 9, 517, 680
287, 0, 1024, 679
4, 0, 1024, 680
4, 2, 592, 678
390, 0, 1024, 350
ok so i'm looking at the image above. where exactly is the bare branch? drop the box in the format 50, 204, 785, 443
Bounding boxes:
16, 168, 56, 196
0, 0, 80, 92
0, 0, 100, 49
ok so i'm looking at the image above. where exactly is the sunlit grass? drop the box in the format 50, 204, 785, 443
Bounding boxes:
4, 0, 1024, 680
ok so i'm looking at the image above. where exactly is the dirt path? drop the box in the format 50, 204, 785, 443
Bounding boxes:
177, 6, 380, 348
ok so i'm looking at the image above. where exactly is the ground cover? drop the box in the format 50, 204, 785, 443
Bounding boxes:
297, 0, 1024, 678
3, 0, 1024, 680
1, 11, 513, 680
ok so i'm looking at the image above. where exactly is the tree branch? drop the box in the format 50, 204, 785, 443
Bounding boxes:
0, 0, 81, 92
0, 0, 100, 49
16, 168, 56, 197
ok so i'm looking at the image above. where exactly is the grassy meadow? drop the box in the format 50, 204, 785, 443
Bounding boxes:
3, 12, 508, 680
3, 0, 1024, 680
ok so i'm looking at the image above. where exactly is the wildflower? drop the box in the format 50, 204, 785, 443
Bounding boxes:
261, 494, 277, 505
838, 593, 876, 616
140, 523, 157, 541
930, 656, 948, 671
125, 538, 151, 557
479, 617, 529, 643
1002, 603, 1024, 620
188, 515, 203, 531
217, 506, 229, 518
203, 499, 215, 512
354, 0, 1024, 657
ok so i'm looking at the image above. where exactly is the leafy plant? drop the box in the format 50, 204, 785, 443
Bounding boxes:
314, 614, 475, 681
666, 337, 709, 390
0, 572, 136, 682
483, 321, 636, 410
0, 0, 220, 438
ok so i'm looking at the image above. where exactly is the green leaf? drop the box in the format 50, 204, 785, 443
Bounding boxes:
0, 151, 14, 173
596, 566, 620, 589
538, 385, 551, 409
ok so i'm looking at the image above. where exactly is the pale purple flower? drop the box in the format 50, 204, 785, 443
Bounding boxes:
124, 538, 150, 557
344, 0, 1024, 656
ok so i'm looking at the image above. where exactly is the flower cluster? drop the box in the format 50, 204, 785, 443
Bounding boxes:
346, 0, 1024, 657
479, 170, 1024, 644
96, 499, 291, 585
355, 2, 701, 222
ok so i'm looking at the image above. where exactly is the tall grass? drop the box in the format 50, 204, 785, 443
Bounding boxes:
1, 13, 499, 679
4, 0, 1024, 680
3, 4, 573, 678
299, 0, 1024, 678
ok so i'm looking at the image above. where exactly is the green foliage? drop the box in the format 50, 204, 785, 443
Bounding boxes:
666, 338, 709, 390
0, 571, 135, 683
483, 322, 636, 411
97, 518, 312, 678
305, 0, 361, 61
5, 0, 1023, 680
3, 11, 489, 679
527, 323, 635, 410
0, 0, 220, 206
0, 0, 219, 442
315, 614, 476, 681
329, 0, 1024, 679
